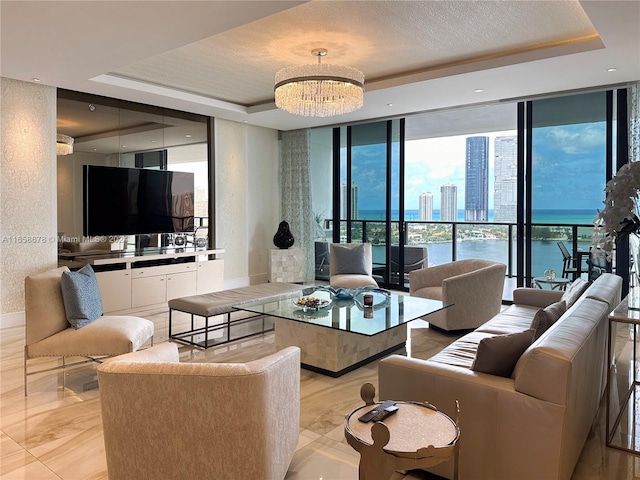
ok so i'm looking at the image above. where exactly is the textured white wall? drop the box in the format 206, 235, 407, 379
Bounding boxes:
246, 124, 280, 284
214, 118, 279, 287
1, 78, 58, 316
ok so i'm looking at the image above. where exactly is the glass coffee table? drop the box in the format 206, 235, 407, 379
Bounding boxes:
237, 288, 450, 377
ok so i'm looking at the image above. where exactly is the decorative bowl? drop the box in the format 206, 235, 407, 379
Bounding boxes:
293, 297, 330, 312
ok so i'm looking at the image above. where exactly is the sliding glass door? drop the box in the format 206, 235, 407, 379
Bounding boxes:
403, 103, 518, 282
330, 120, 403, 289
523, 91, 610, 285
309, 88, 626, 296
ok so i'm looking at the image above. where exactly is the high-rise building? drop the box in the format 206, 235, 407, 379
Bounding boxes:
440, 183, 458, 222
465, 136, 489, 222
341, 181, 358, 219
419, 192, 433, 221
494, 136, 518, 222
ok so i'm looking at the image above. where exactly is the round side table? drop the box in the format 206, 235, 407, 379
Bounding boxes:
532, 276, 571, 290
344, 383, 460, 480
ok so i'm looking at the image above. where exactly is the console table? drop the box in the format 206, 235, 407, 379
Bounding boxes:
606, 295, 640, 454
59, 248, 224, 313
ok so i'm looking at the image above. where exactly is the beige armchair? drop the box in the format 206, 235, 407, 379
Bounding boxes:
409, 259, 506, 331
97, 343, 301, 480
24, 266, 154, 395
329, 243, 378, 289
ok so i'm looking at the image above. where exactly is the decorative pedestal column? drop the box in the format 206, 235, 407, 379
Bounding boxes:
269, 247, 305, 283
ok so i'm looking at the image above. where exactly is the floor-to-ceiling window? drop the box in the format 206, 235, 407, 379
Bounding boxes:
403, 103, 518, 281
310, 87, 626, 296
524, 91, 609, 284
330, 120, 402, 289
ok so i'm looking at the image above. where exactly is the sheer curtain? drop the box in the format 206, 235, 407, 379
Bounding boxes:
630, 82, 640, 163
280, 129, 315, 282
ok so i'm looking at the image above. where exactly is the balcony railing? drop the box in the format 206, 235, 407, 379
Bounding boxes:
318, 219, 599, 287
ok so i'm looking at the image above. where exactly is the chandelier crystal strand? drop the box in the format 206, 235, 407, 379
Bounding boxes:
274, 53, 364, 117
56, 133, 74, 156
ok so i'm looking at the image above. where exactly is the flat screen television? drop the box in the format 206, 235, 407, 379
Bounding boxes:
83, 165, 195, 236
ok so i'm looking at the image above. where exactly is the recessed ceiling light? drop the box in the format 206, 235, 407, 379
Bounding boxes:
151, 140, 156, 143
243, 120, 249, 123
607, 68, 617, 72
185, 134, 192, 138
387, 103, 394, 107
474, 88, 484, 93
32, 78, 41, 82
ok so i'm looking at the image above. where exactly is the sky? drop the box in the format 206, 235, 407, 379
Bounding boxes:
344, 122, 607, 213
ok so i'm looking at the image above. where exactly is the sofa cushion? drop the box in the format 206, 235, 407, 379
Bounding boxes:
60, 264, 103, 329
530, 300, 566, 341
332, 244, 368, 275
476, 304, 539, 335
561, 278, 591, 308
471, 329, 535, 377
27, 315, 155, 357
429, 331, 496, 369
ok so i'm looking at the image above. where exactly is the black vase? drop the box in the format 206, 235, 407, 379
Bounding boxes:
273, 221, 295, 249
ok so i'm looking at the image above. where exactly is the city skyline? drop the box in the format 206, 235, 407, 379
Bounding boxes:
340, 122, 605, 220
464, 136, 489, 221
440, 183, 458, 222
341, 181, 359, 220
418, 192, 433, 221
404, 130, 515, 211
494, 135, 518, 222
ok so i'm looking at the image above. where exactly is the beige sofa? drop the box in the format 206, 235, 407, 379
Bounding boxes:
409, 259, 507, 330
97, 343, 301, 480
379, 273, 622, 480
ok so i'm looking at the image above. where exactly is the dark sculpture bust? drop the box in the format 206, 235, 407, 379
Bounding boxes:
273, 221, 295, 249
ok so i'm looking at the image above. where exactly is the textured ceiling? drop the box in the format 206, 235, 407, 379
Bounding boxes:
2, 1, 639, 131
111, 0, 598, 107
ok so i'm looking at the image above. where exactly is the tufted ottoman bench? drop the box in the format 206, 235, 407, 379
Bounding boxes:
168, 282, 308, 348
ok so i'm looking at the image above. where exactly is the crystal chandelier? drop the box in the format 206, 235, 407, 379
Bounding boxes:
56, 133, 74, 156
274, 49, 364, 117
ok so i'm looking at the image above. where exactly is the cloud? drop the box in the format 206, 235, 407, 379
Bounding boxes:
541, 124, 605, 155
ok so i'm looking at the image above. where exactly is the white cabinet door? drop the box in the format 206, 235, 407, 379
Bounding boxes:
132, 276, 166, 308
167, 271, 197, 301
96, 270, 132, 312
196, 259, 224, 294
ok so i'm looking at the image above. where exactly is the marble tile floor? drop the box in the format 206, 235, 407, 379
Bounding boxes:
2, 307, 640, 480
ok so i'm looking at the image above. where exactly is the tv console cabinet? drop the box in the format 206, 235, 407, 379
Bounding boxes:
59, 248, 224, 313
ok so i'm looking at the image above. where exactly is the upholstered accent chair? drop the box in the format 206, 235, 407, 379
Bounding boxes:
329, 243, 378, 289
389, 245, 428, 284
24, 266, 154, 395
97, 343, 301, 480
410, 259, 507, 331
